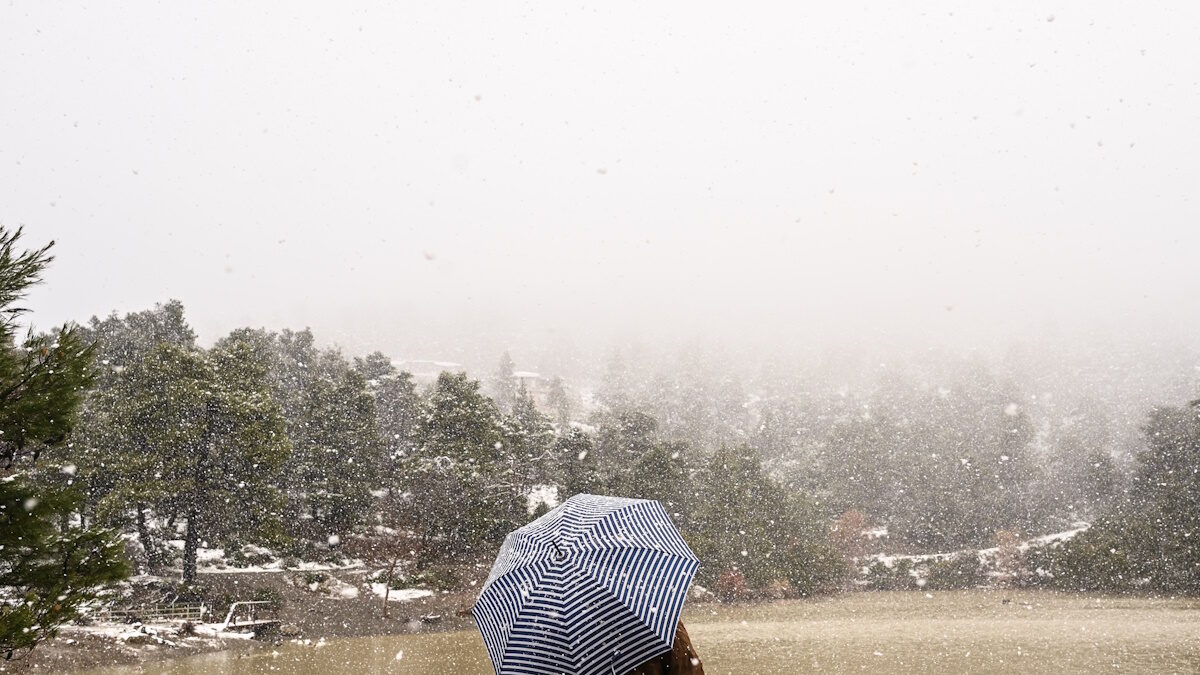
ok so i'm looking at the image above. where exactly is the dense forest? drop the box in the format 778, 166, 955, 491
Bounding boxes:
2, 227, 1198, 658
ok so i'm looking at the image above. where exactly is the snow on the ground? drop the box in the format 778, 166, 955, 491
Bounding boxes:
369, 584, 434, 602
1024, 521, 1091, 547
198, 560, 364, 574
65, 615, 270, 648
67, 622, 185, 647
164, 540, 225, 562
975, 521, 1091, 560
862, 526, 889, 539
119, 539, 364, 575
304, 574, 361, 599
526, 484, 560, 514
193, 624, 256, 640
866, 522, 1091, 569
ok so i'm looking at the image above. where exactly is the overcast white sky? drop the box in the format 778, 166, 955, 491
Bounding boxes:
3, 2, 1198, 368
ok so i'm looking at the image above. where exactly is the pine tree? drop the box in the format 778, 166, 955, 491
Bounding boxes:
68, 301, 200, 572
0, 226, 128, 658
504, 383, 555, 487
0, 482, 127, 657
82, 300, 196, 368
354, 351, 396, 382
546, 375, 571, 429
398, 372, 522, 566
1044, 401, 1200, 592
107, 339, 290, 583
621, 440, 694, 518
285, 350, 379, 541
1123, 403, 1200, 591
597, 349, 631, 411
373, 368, 423, 490
418, 372, 505, 466
225, 330, 382, 548
594, 409, 658, 474
691, 445, 845, 595
491, 351, 517, 413
558, 429, 603, 497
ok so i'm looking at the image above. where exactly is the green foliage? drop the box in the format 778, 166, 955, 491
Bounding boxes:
285, 351, 379, 539
592, 410, 658, 475
1023, 527, 1137, 591
372, 368, 424, 489
1036, 401, 1200, 593
0, 479, 129, 657
925, 553, 986, 590
394, 372, 525, 567
68, 301, 199, 565
0, 328, 95, 468
0, 228, 97, 469
690, 446, 846, 596
353, 351, 396, 382
418, 372, 504, 465
410, 564, 461, 591
396, 456, 525, 567
0, 226, 128, 658
620, 441, 693, 517
490, 351, 517, 413
819, 390, 1046, 552
503, 383, 555, 487
1022, 531, 1135, 592
96, 337, 290, 582
863, 559, 920, 591
83, 300, 196, 369
559, 430, 604, 496
299, 571, 328, 587
252, 587, 283, 612
1079, 451, 1120, 514
546, 376, 571, 429
215, 330, 383, 546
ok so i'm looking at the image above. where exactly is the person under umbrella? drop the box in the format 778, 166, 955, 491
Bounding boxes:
624, 620, 703, 674
474, 493, 704, 675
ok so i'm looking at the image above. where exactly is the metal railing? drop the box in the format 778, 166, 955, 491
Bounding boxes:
220, 600, 277, 631
98, 602, 208, 623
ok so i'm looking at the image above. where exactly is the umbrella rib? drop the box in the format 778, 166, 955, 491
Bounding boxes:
568, 501, 697, 558
582, 548, 695, 626
567, 568, 674, 672
478, 540, 559, 594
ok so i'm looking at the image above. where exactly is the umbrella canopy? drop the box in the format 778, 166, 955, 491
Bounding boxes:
473, 493, 699, 675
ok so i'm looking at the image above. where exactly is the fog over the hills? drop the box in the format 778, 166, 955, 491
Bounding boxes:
7, 9, 1200, 660
3, 2, 1198, 385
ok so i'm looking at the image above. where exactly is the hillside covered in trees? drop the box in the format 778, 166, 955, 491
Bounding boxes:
2, 226, 1198, 659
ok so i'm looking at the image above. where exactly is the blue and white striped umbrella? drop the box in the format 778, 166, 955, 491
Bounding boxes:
473, 493, 699, 675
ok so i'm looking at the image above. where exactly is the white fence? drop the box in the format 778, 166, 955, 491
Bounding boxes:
97, 602, 208, 623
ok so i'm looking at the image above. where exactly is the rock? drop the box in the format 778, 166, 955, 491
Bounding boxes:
279, 624, 302, 637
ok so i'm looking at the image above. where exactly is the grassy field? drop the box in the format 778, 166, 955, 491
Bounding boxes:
80, 589, 1200, 674
686, 589, 1200, 673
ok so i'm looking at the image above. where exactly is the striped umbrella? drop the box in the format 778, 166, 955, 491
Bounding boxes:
473, 493, 699, 675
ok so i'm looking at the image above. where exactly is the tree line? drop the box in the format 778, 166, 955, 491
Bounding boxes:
2, 226, 1198, 658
